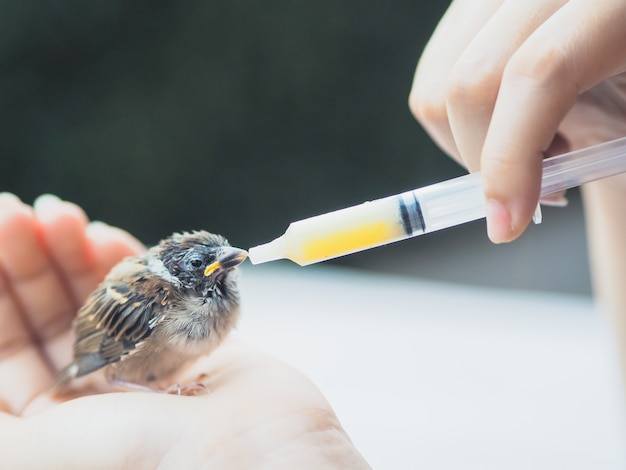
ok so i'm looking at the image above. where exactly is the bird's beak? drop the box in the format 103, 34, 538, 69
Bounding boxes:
204, 247, 248, 276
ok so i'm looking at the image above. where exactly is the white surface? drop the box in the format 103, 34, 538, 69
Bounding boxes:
234, 264, 626, 469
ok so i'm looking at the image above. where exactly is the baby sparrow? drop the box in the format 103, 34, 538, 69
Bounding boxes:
53, 231, 247, 395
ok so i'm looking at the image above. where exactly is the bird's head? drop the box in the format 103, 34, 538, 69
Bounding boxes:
157, 231, 248, 297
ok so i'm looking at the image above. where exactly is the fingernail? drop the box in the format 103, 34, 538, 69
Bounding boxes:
33, 194, 64, 223
33, 193, 62, 211
539, 193, 569, 207
0, 193, 28, 222
86, 221, 113, 241
486, 199, 512, 244
0, 192, 22, 205
86, 220, 110, 232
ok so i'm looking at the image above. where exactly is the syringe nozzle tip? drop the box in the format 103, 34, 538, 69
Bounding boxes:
248, 237, 287, 265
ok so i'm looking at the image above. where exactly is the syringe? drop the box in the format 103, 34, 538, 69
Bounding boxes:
248, 136, 626, 266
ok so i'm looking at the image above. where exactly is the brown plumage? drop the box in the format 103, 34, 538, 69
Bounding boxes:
53, 231, 247, 395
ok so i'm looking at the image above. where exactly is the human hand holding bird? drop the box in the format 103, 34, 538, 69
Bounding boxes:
0, 193, 368, 469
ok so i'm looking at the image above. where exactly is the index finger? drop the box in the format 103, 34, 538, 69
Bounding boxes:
33, 195, 100, 308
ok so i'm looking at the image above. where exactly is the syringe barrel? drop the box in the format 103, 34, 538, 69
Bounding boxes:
281, 173, 487, 265
406, 172, 485, 235
284, 194, 408, 265
541, 136, 626, 195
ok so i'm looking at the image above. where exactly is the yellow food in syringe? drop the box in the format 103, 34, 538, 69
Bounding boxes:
248, 173, 487, 266
249, 195, 409, 266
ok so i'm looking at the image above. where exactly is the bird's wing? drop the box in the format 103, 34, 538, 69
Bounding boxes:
70, 258, 176, 378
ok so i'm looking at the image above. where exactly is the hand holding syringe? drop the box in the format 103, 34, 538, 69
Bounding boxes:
249, 137, 626, 266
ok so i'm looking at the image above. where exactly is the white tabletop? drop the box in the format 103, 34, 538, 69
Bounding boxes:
235, 264, 626, 469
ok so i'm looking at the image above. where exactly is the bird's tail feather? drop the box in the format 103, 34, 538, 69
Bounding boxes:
49, 363, 79, 397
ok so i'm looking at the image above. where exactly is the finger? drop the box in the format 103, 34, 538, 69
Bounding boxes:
0, 194, 75, 344
446, 0, 566, 171
0, 268, 53, 414
0, 268, 31, 361
409, 0, 503, 165
33, 194, 101, 307
85, 221, 145, 276
0, 194, 57, 414
482, 0, 626, 242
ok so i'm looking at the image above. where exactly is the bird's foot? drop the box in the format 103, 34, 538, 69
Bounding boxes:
164, 381, 208, 396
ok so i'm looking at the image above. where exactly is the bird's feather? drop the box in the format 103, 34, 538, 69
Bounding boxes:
68, 257, 176, 379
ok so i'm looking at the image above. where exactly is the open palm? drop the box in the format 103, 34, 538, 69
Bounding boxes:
0, 193, 368, 469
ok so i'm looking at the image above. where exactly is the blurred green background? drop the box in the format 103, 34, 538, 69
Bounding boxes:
0, 1, 591, 295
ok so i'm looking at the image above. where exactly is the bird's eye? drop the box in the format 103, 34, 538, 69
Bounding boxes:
189, 258, 203, 268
